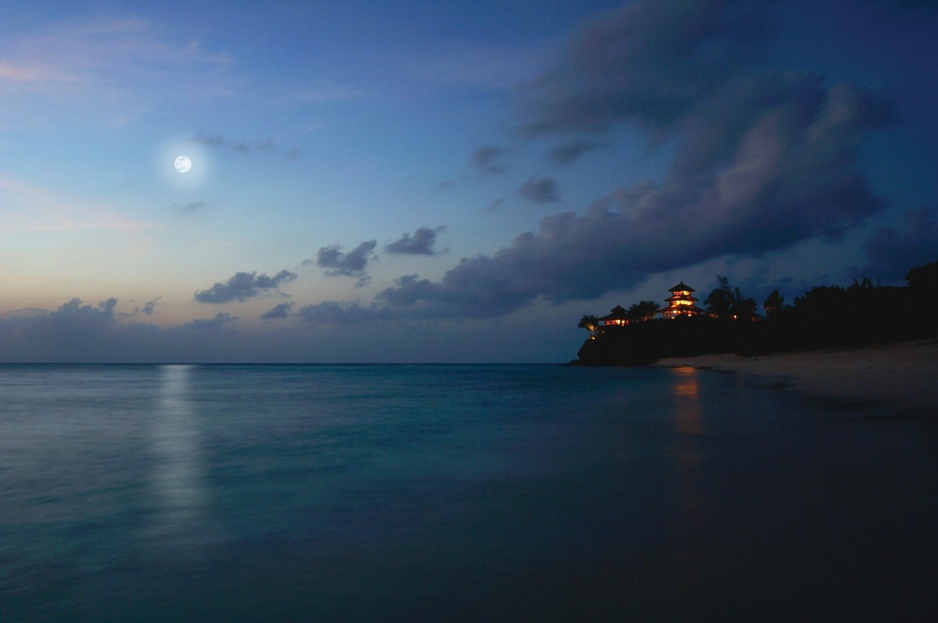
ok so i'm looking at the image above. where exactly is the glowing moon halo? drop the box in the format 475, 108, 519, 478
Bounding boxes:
174, 155, 192, 174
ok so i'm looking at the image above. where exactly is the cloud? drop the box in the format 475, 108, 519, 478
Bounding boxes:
483, 198, 504, 212
519, 0, 771, 136
297, 301, 381, 325
132, 296, 161, 316
519, 176, 559, 203
261, 302, 295, 320
861, 207, 938, 280
191, 132, 298, 158
0, 300, 279, 362
171, 201, 207, 214
549, 140, 605, 164
183, 313, 237, 331
386, 226, 447, 256
371, 77, 891, 319
363, 0, 881, 318
292, 0, 893, 323
0, 17, 234, 124
309, 240, 377, 286
194, 270, 297, 304
0, 298, 125, 361
471, 145, 507, 174
412, 42, 547, 90
0, 59, 77, 84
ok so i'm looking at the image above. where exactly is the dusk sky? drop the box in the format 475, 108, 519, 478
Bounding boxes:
1, 0, 936, 362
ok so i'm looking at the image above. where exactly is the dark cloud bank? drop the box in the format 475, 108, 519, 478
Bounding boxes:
308, 0, 908, 322
0, 300, 242, 362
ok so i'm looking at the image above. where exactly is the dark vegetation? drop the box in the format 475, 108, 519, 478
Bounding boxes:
575, 260, 938, 366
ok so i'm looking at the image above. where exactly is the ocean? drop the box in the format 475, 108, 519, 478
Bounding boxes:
1, 363, 936, 621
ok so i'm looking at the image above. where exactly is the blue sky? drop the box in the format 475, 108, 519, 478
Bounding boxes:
1, 0, 936, 362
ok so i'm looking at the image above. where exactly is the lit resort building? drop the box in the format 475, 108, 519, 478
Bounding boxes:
660, 282, 706, 319
599, 305, 630, 330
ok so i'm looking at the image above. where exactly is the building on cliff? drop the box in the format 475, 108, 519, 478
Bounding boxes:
598, 305, 630, 331
660, 282, 706, 319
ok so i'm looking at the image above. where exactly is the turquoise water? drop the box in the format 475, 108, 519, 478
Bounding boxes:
1, 364, 936, 621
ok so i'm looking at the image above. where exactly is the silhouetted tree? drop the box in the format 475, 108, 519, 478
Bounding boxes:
849, 277, 874, 291
705, 277, 734, 319
578, 314, 600, 338
705, 276, 758, 320
905, 260, 938, 336
627, 300, 660, 322
906, 260, 938, 292
734, 295, 760, 321
763, 290, 785, 318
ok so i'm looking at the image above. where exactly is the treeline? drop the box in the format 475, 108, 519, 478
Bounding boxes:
575, 259, 938, 366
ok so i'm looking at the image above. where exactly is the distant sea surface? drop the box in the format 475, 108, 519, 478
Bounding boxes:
2, 364, 937, 622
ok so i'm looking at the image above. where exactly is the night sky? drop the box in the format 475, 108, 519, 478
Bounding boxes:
2, 0, 936, 362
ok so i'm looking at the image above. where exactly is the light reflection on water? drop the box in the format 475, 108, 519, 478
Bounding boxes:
671, 365, 704, 437
146, 365, 213, 553
668, 366, 708, 533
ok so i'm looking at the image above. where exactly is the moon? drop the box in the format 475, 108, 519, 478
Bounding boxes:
174, 155, 192, 174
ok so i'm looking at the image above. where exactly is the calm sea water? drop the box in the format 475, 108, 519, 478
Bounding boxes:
1, 364, 936, 622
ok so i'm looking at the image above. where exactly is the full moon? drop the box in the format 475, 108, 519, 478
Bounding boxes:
174, 155, 192, 173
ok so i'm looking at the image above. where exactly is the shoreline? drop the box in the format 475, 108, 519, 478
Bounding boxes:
655, 339, 938, 411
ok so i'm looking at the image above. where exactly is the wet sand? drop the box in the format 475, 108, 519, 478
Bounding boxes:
656, 339, 938, 410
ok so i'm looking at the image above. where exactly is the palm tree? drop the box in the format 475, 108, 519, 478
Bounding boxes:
733, 294, 759, 321
763, 290, 785, 318
705, 277, 734, 319
706, 276, 759, 320
578, 314, 600, 338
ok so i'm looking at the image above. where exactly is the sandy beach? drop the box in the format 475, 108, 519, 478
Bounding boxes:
656, 339, 938, 411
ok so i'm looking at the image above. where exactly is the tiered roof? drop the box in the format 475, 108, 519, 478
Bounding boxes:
662, 282, 706, 317
599, 305, 629, 322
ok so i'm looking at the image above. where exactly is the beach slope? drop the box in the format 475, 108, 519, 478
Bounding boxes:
655, 340, 938, 410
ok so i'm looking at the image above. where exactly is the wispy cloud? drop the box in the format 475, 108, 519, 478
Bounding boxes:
191, 132, 299, 158
0, 16, 236, 124
518, 176, 559, 204
0, 59, 78, 84
0, 172, 153, 234
548, 140, 606, 164
171, 201, 207, 214
412, 42, 547, 90
471, 145, 507, 174
483, 198, 504, 212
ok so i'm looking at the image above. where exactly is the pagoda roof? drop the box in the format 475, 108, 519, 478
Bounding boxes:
668, 282, 695, 292
599, 305, 629, 321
